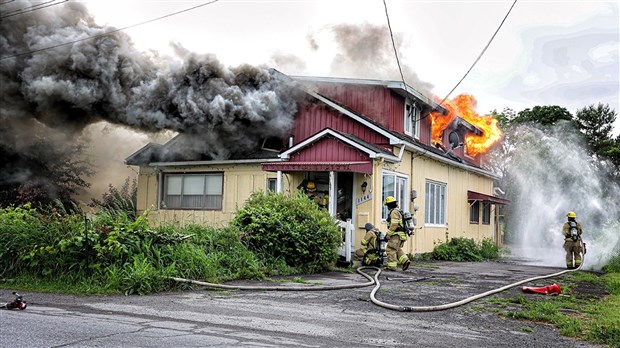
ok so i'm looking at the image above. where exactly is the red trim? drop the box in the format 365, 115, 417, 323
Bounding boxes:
467, 190, 511, 205
262, 161, 372, 174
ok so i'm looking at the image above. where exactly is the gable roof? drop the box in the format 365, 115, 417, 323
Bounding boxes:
301, 88, 498, 179
125, 72, 498, 179
280, 128, 399, 162
291, 75, 447, 114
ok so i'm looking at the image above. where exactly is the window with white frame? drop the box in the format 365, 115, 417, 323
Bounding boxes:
162, 173, 223, 210
425, 180, 446, 225
404, 100, 420, 139
382, 171, 409, 220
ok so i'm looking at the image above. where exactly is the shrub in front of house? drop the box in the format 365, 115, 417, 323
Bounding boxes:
431, 237, 500, 262
231, 191, 342, 274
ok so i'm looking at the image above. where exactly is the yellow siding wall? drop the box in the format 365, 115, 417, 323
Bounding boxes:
408, 154, 495, 254
135, 147, 497, 256
136, 164, 276, 227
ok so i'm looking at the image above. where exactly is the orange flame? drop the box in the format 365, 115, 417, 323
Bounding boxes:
430, 94, 503, 156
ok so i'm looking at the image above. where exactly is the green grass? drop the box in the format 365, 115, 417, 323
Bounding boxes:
486, 270, 620, 347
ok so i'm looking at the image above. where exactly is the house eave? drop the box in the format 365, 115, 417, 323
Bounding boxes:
148, 158, 283, 167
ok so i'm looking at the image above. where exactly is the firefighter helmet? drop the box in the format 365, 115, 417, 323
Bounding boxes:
383, 196, 397, 205
306, 181, 316, 192
566, 211, 577, 218
364, 223, 374, 231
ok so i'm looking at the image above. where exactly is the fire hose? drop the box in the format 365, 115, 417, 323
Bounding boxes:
170, 243, 586, 312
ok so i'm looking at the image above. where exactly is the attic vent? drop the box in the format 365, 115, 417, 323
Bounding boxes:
261, 137, 285, 152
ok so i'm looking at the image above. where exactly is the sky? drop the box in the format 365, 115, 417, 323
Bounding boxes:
84, 0, 620, 135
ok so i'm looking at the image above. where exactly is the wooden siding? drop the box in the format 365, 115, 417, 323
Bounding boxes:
290, 137, 371, 162
315, 84, 396, 129
292, 101, 392, 153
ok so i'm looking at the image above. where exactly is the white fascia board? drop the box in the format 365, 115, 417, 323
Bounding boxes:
281, 128, 399, 162
403, 142, 499, 180
149, 158, 283, 167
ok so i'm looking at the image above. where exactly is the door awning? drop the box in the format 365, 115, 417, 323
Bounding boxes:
262, 161, 372, 174
467, 190, 511, 205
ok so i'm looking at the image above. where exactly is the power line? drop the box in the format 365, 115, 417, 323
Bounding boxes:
0, 0, 220, 61
383, 0, 423, 127
382, 0, 409, 96
1, 0, 68, 19
437, 0, 518, 107
0, 0, 16, 7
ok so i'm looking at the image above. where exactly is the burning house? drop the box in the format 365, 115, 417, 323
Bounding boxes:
126, 74, 510, 255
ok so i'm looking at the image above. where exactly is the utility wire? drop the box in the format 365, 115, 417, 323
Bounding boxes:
437, 0, 518, 107
383, 0, 517, 123
0, 0, 220, 61
382, 0, 430, 124
1, 0, 68, 19
0, 0, 16, 7
382, 0, 409, 96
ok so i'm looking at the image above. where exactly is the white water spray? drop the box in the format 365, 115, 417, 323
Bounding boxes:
505, 123, 620, 271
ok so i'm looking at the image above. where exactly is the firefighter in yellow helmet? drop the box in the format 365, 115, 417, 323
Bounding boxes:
562, 211, 583, 269
305, 180, 328, 208
384, 196, 411, 271
353, 223, 382, 266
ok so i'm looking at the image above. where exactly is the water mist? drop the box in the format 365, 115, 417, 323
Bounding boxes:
505, 123, 620, 271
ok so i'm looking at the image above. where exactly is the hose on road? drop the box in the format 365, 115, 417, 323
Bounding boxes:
171, 259, 583, 312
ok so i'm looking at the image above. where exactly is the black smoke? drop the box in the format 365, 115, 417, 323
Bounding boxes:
0, 1, 301, 203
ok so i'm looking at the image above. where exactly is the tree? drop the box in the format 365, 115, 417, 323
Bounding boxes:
512, 105, 573, 126
0, 124, 93, 209
574, 103, 620, 169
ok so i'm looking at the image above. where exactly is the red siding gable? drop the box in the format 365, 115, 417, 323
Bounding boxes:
290, 137, 370, 163
291, 100, 392, 154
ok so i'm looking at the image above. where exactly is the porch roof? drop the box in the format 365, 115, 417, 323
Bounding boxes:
262, 161, 372, 174
467, 190, 511, 205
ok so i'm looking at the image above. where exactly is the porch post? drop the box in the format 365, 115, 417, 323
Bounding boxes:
276, 170, 283, 193
329, 171, 337, 217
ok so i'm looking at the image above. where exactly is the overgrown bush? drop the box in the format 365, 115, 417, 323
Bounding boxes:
89, 177, 137, 220
431, 237, 500, 261
231, 191, 341, 273
1, 192, 344, 294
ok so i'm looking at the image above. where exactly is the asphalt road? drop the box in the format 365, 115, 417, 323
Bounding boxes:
0, 260, 602, 347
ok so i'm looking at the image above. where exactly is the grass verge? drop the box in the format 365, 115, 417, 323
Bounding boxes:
485, 271, 619, 347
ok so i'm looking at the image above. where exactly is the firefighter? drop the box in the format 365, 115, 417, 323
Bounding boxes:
305, 180, 328, 208
353, 223, 381, 266
562, 211, 583, 269
384, 196, 411, 271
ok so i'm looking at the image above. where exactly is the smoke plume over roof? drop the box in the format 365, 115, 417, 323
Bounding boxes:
1, 1, 300, 199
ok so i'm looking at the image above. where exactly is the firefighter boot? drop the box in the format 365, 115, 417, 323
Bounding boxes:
399, 255, 410, 271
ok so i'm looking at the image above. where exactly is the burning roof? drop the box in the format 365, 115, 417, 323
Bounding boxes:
430, 94, 503, 156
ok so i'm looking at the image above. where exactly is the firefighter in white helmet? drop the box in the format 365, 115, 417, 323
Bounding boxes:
562, 211, 583, 269
383, 196, 411, 271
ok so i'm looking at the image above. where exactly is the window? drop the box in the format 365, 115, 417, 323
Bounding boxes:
267, 178, 277, 192
425, 180, 446, 225
482, 202, 491, 225
382, 171, 409, 220
470, 201, 480, 224
163, 173, 223, 210
404, 100, 420, 139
